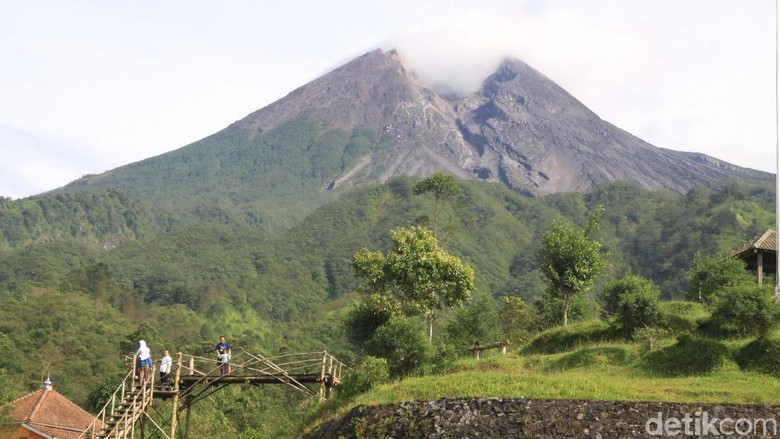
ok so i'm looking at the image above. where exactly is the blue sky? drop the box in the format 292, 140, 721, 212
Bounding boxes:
1, 0, 775, 198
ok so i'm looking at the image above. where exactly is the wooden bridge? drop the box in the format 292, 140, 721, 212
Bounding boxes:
78, 350, 347, 439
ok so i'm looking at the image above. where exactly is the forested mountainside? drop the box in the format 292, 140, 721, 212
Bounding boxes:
0, 179, 773, 420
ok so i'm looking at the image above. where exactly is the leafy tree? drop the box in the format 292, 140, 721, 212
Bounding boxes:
85, 374, 125, 412
686, 252, 752, 303
413, 172, 461, 237
343, 293, 401, 349
445, 296, 504, 349
0, 368, 14, 432
499, 296, 532, 345
535, 208, 608, 325
121, 322, 164, 357
531, 293, 600, 331
353, 226, 474, 341
708, 284, 780, 338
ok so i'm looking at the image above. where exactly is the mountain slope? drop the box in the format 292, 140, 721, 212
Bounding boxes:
233, 49, 476, 184
56, 49, 771, 229
454, 58, 768, 194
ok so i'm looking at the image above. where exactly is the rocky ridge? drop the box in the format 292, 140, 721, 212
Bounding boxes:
234, 49, 770, 195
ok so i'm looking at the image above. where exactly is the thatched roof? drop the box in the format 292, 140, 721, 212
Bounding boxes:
733, 229, 777, 257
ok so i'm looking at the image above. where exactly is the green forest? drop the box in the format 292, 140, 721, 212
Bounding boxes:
0, 174, 776, 437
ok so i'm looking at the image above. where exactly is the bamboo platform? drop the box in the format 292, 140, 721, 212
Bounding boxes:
79, 350, 347, 439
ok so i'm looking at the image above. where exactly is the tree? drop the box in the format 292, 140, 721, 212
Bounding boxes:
708, 284, 780, 338
531, 293, 600, 331
499, 296, 532, 345
413, 172, 461, 238
343, 293, 402, 349
0, 368, 14, 432
445, 296, 504, 349
535, 208, 608, 326
353, 226, 474, 342
686, 252, 752, 303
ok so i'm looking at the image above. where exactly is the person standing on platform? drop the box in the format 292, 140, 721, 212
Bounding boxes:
136, 340, 153, 384
159, 350, 173, 386
215, 335, 232, 375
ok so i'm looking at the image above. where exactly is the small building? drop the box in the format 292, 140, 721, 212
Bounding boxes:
732, 229, 777, 285
1, 378, 97, 439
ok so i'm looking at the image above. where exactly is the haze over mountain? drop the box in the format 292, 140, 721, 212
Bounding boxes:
59, 49, 771, 228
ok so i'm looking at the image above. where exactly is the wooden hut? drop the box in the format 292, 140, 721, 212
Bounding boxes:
732, 229, 777, 285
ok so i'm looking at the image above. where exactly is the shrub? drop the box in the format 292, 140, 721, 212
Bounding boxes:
707, 284, 779, 338
420, 342, 460, 375
532, 293, 600, 332
644, 334, 728, 376
616, 289, 661, 336
601, 275, 662, 336
735, 338, 780, 375
366, 317, 431, 377
633, 326, 670, 351
338, 356, 390, 398
601, 275, 657, 317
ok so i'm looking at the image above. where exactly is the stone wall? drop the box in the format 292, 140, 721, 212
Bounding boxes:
304, 397, 780, 438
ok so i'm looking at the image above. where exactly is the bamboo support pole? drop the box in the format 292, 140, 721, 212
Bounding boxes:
319, 351, 327, 401
169, 353, 183, 439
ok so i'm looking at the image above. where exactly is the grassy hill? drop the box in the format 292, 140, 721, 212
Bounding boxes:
302, 302, 780, 435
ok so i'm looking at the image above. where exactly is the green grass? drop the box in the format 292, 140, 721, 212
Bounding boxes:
521, 320, 618, 354
302, 302, 780, 436
304, 345, 780, 434
359, 354, 780, 403
659, 300, 709, 332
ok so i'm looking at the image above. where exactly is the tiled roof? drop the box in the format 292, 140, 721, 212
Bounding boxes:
9, 388, 97, 439
733, 229, 777, 257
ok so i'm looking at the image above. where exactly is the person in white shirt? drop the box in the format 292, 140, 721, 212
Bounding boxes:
159, 350, 173, 386
135, 340, 152, 384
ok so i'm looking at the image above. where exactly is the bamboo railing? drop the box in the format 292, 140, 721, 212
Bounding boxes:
78, 360, 157, 439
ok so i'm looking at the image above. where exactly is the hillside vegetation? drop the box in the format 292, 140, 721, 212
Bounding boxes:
0, 177, 775, 437
303, 300, 780, 436
52, 119, 384, 232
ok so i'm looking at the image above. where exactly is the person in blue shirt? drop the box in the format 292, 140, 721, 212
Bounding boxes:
215, 335, 232, 375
